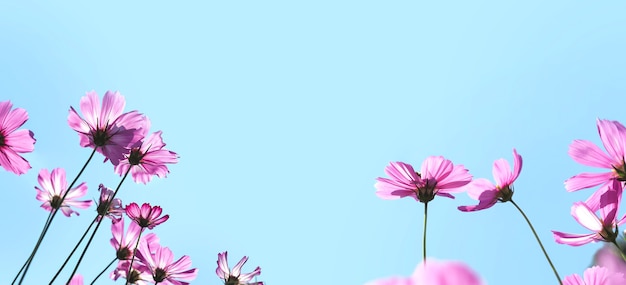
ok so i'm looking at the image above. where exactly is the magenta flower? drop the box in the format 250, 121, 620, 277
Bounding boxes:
110, 218, 142, 261
216, 251, 263, 285
0, 100, 35, 175
365, 259, 483, 285
126, 202, 169, 230
375, 156, 472, 203
111, 260, 152, 285
67, 90, 147, 165
96, 184, 124, 221
563, 266, 625, 285
135, 238, 198, 285
114, 128, 178, 184
565, 119, 626, 210
553, 180, 626, 246
458, 149, 522, 212
68, 274, 84, 285
35, 168, 92, 217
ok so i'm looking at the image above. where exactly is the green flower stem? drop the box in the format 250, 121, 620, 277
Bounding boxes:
423, 201, 428, 264
90, 257, 117, 285
510, 199, 562, 285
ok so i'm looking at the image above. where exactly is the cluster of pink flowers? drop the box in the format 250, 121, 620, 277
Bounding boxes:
2, 92, 264, 284
371, 119, 626, 285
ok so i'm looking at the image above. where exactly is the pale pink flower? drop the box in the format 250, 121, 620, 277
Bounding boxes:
364, 259, 483, 285
565, 119, 626, 210
67, 90, 147, 165
135, 238, 198, 285
96, 184, 124, 222
111, 260, 152, 285
110, 218, 142, 261
375, 156, 472, 203
0, 100, 35, 175
553, 180, 626, 246
35, 168, 92, 217
459, 149, 522, 212
216, 251, 264, 285
68, 274, 83, 285
563, 266, 626, 285
126, 202, 169, 230
114, 128, 178, 184
593, 243, 626, 285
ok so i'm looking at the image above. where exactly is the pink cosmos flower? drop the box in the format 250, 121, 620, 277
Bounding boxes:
0, 100, 35, 175
365, 258, 484, 285
375, 156, 472, 203
593, 242, 626, 285
458, 149, 522, 212
565, 119, 626, 210
114, 127, 179, 184
111, 260, 152, 285
68, 274, 84, 285
135, 238, 198, 285
126, 202, 169, 230
67, 90, 147, 165
110, 218, 142, 261
35, 168, 92, 217
553, 180, 626, 246
216, 251, 264, 285
563, 266, 626, 285
96, 184, 124, 222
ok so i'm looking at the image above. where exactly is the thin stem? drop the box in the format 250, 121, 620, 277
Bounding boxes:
66, 168, 131, 284
49, 216, 97, 284
90, 257, 118, 285
510, 199, 562, 285
17, 147, 97, 285
126, 230, 144, 285
423, 202, 428, 264
12, 211, 52, 285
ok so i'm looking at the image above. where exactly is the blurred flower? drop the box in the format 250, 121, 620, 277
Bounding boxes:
67, 90, 147, 165
365, 258, 483, 285
114, 127, 179, 184
459, 148, 522, 212
126, 202, 169, 230
135, 238, 198, 285
68, 274, 83, 285
563, 266, 625, 285
375, 156, 472, 203
0, 100, 35, 175
553, 180, 626, 246
216, 251, 263, 285
565, 119, 626, 210
35, 168, 92, 217
592, 240, 626, 285
96, 184, 124, 222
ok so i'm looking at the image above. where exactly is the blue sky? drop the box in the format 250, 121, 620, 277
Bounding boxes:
2, 1, 626, 284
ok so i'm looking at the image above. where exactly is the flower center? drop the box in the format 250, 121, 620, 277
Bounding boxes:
225, 275, 240, 285
127, 269, 141, 284
137, 216, 151, 228
116, 247, 131, 260
153, 268, 167, 282
92, 128, 109, 146
128, 148, 144, 165
50, 195, 62, 209
414, 172, 437, 203
497, 185, 514, 202
612, 161, 626, 181
0, 132, 5, 146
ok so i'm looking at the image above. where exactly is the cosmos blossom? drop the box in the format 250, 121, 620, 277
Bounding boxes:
563, 266, 625, 285
375, 156, 472, 203
34, 168, 92, 217
365, 258, 484, 285
96, 184, 124, 222
553, 180, 626, 246
0, 100, 36, 175
216, 251, 264, 285
110, 218, 143, 261
126, 202, 170, 230
68, 274, 84, 285
67, 90, 147, 165
458, 149, 522, 212
135, 238, 198, 285
114, 125, 179, 184
592, 242, 626, 285
111, 233, 160, 283
565, 119, 626, 210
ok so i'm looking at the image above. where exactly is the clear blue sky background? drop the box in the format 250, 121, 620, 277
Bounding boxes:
1, 1, 626, 284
